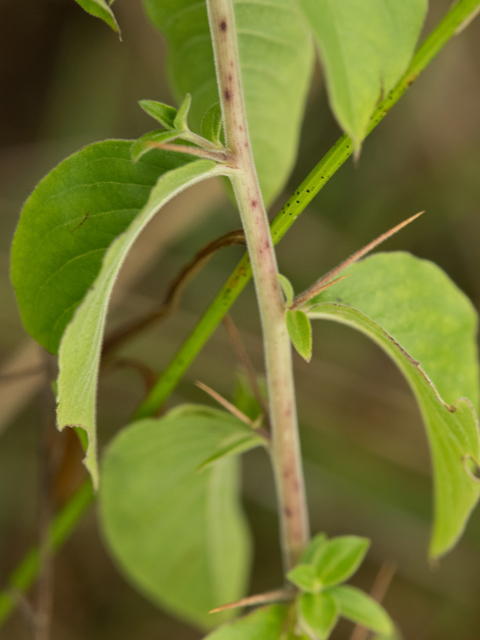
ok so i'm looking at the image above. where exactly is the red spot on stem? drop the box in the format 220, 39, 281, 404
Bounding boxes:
224, 89, 231, 101
220, 20, 227, 31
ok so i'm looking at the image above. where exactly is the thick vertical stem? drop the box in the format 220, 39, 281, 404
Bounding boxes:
206, 0, 309, 569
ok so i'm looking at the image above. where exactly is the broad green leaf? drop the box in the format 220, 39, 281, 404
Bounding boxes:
287, 564, 321, 593
74, 0, 120, 35
312, 536, 370, 587
309, 252, 480, 557
100, 405, 254, 630
297, 0, 427, 149
12, 140, 192, 354
299, 592, 339, 640
301, 533, 327, 564
55, 156, 223, 485
197, 428, 265, 472
329, 586, 393, 636
130, 129, 185, 162
278, 274, 295, 307
286, 310, 313, 362
203, 605, 289, 639
139, 99, 178, 129
202, 103, 223, 146
174, 93, 192, 130
142, 0, 314, 205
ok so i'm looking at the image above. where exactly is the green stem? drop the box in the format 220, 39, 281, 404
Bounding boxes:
1, 0, 479, 626
206, 0, 309, 569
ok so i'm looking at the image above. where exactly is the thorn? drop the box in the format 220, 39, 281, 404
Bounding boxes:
209, 589, 293, 613
290, 274, 352, 310
294, 211, 424, 309
195, 381, 255, 428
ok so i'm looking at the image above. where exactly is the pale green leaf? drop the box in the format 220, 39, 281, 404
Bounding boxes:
329, 586, 393, 635
174, 93, 192, 130
130, 129, 185, 162
312, 536, 369, 587
74, 0, 120, 35
203, 605, 289, 639
100, 405, 253, 630
11, 140, 194, 354
301, 533, 327, 564
278, 274, 295, 307
297, 0, 427, 149
202, 103, 223, 146
139, 99, 178, 129
287, 564, 321, 593
56, 157, 224, 486
308, 252, 480, 557
197, 430, 265, 472
299, 592, 339, 640
142, 0, 314, 205
286, 309, 312, 362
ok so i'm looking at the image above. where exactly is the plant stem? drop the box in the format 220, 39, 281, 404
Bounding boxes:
206, 0, 309, 569
1, 0, 479, 626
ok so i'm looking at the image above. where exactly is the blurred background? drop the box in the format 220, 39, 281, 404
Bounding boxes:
1, 0, 480, 638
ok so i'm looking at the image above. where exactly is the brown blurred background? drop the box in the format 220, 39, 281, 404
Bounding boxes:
1, 0, 480, 638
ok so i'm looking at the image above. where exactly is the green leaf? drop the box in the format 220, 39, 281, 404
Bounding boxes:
297, 0, 427, 150
308, 252, 480, 557
202, 103, 223, 146
278, 274, 295, 307
329, 586, 393, 636
11, 140, 194, 354
142, 0, 314, 205
286, 310, 312, 362
55, 155, 223, 485
301, 533, 327, 564
203, 605, 289, 639
312, 536, 370, 587
287, 564, 321, 593
197, 429, 265, 472
100, 405, 254, 630
74, 0, 120, 35
130, 129, 185, 162
174, 93, 192, 130
299, 592, 339, 640
139, 99, 178, 129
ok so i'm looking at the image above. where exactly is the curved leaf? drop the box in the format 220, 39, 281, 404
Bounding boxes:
56, 157, 224, 486
142, 0, 314, 205
100, 405, 259, 630
329, 586, 393, 636
298, 0, 427, 149
203, 605, 288, 639
74, 0, 120, 35
312, 536, 370, 587
308, 252, 480, 557
299, 592, 339, 640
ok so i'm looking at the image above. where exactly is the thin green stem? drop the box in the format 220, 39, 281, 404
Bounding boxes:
1, 0, 479, 627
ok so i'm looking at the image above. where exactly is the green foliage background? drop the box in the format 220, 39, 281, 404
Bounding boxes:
1, 0, 480, 638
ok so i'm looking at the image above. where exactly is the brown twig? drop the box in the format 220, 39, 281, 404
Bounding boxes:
349, 560, 397, 640
292, 211, 424, 310
222, 314, 270, 423
102, 229, 246, 357
209, 588, 293, 613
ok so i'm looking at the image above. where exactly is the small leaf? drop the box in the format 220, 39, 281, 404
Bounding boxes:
329, 586, 393, 636
297, 0, 427, 150
174, 93, 192, 130
278, 274, 295, 307
309, 252, 480, 557
202, 605, 289, 639
300, 533, 328, 566
139, 99, 178, 129
286, 310, 312, 362
313, 536, 370, 587
130, 129, 185, 162
74, 0, 120, 35
202, 103, 223, 145
100, 405, 255, 629
287, 565, 321, 593
299, 592, 339, 640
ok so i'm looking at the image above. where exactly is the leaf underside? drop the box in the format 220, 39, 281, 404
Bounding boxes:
309, 252, 480, 557
142, 0, 314, 206
99, 405, 262, 630
297, 0, 427, 148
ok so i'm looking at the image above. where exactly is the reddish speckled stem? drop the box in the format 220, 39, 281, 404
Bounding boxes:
206, 0, 310, 569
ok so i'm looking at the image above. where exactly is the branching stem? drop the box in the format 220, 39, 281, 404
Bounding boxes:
206, 0, 309, 569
